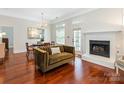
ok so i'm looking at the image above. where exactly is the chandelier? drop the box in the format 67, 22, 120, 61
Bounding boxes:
40, 12, 48, 28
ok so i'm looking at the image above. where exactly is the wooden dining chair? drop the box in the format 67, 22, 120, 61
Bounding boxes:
51, 41, 55, 45
44, 42, 50, 46
25, 43, 33, 59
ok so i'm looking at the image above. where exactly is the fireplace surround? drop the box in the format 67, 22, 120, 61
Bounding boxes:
82, 31, 123, 69
90, 40, 110, 58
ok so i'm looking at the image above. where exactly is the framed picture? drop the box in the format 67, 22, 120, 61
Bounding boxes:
27, 27, 44, 39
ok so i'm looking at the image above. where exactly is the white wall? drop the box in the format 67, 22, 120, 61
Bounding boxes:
0, 15, 51, 53
50, 8, 123, 53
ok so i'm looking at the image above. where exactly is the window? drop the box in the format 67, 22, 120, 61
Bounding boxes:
56, 24, 65, 44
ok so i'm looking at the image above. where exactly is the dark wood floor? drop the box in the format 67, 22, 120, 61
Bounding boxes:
0, 49, 124, 84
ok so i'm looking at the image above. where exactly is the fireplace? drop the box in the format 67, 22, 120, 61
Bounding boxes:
90, 40, 110, 58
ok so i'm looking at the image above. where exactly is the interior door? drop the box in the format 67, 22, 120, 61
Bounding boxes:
73, 30, 81, 52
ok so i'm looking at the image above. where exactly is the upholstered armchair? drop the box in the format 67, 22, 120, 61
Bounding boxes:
115, 55, 124, 74
0, 43, 5, 63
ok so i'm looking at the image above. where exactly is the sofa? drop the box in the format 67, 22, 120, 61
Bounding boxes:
33, 45, 75, 72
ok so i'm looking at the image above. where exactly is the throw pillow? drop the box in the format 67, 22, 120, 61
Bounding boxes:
51, 47, 61, 55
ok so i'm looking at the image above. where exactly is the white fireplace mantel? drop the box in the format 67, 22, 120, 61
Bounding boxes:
83, 30, 122, 34
82, 30, 123, 69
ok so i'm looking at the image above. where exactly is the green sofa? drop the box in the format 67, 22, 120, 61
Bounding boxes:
33, 45, 75, 72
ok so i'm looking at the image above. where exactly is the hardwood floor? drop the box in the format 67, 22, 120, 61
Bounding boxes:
0, 49, 124, 84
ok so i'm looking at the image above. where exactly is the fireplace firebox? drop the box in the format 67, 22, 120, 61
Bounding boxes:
90, 40, 110, 58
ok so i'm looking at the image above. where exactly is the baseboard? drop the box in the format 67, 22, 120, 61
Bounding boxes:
13, 49, 26, 54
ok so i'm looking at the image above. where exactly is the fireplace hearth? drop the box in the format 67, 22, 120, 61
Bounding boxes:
90, 40, 110, 58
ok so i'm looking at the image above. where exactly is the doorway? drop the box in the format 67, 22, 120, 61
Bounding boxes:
0, 26, 14, 53
73, 30, 81, 53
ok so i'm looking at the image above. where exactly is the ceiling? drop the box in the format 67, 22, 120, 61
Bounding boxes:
0, 8, 97, 23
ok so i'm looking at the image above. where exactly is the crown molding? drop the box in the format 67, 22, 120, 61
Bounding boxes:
50, 8, 99, 24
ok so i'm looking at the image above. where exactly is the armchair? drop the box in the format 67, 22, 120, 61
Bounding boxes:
0, 43, 5, 63
115, 55, 124, 74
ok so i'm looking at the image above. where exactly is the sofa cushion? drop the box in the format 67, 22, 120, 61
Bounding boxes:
49, 52, 73, 64
39, 46, 51, 55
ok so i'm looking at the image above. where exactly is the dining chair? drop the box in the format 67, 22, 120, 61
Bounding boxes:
51, 41, 55, 45
25, 43, 33, 59
44, 42, 50, 46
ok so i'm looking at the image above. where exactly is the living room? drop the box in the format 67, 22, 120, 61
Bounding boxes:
0, 8, 124, 84
1, 0, 124, 92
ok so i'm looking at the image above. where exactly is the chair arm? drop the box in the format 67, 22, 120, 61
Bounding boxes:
117, 56, 124, 63
63, 45, 75, 55
34, 47, 47, 53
